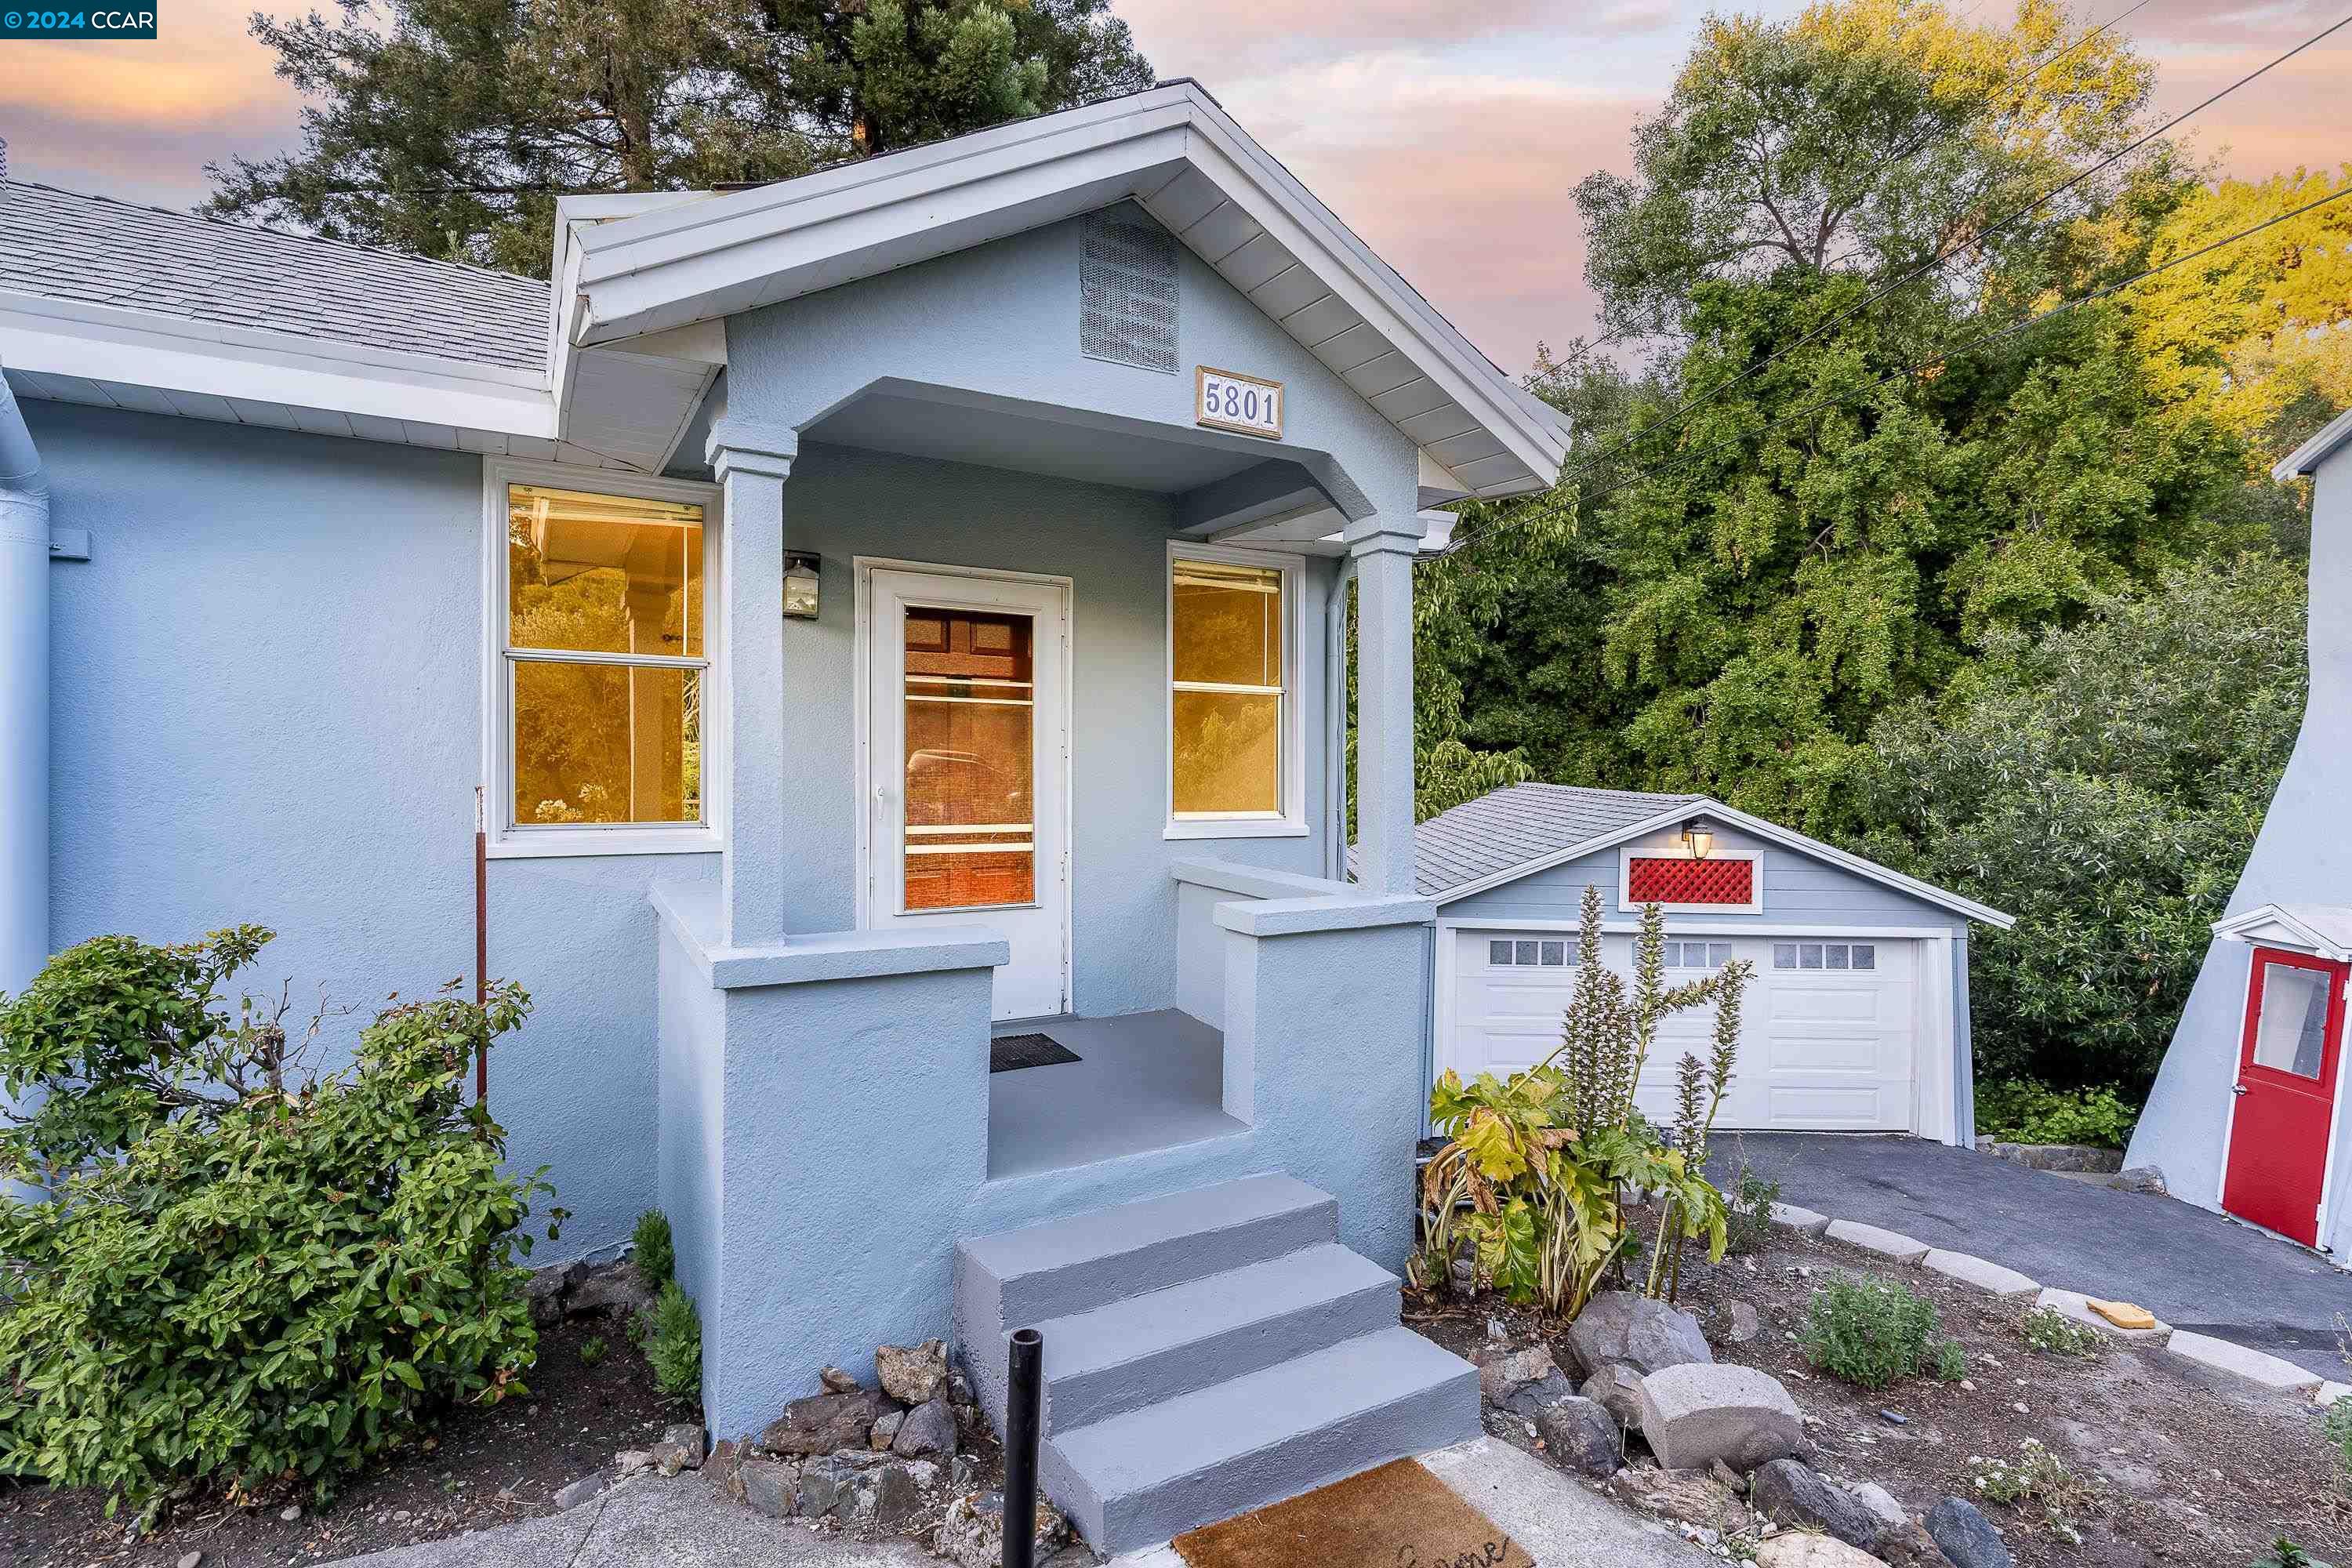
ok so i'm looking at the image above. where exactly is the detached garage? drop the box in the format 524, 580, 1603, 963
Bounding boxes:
1417, 786, 2013, 1145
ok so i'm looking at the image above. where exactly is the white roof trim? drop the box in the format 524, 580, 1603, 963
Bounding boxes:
1428, 794, 2016, 928
2274, 405, 2352, 481
561, 82, 1566, 499
2213, 902, 2352, 962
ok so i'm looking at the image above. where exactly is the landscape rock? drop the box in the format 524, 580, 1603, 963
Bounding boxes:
1755, 1535, 1883, 1568
876, 1338, 949, 1406
739, 1458, 798, 1519
176, 1554, 201, 1568
759, 1389, 898, 1456
931, 1490, 1072, 1568
650, 1424, 705, 1475
614, 1449, 652, 1479
1637, 1363, 1806, 1472
552, 1472, 609, 1512
2107, 1166, 2167, 1195
819, 1365, 862, 1394
893, 1396, 958, 1458
524, 1261, 580, 1327
1498, 1369, 1577, 1418
1567, 1290, 1714, 1377
797, 1454, 923, 1526
1477, 1344, 1558, 1403
1925, 1497, 2014, 1568
706, 1439, 745, 1501
1842, 1479, 1907, 1540
567, 1261, 655, 1320
1718, 1299, 1762, 1344
1748, 1458, 1885, 1549
1876, 1520, 1960, 1568
1581, 1363, 1648, 1428
1608, 1465, 1744, 1534
870, 1409, 906, 1450
1534, 1395, 1621, 1478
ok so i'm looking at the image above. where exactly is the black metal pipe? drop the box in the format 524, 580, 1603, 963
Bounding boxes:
1003, 1327, 1043, 1568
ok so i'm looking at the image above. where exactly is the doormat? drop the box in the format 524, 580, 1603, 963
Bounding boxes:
989, 1033, 1081, 1073
1172, 1459, 1535, 1568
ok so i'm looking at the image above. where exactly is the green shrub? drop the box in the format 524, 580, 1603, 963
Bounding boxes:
0, 929, 560, 1513
2256, 1538, 2315, 1567
633, 1209, 677, 1289
646, 1282, 702, 1399
1799, 1274, 1962, 1389
2019, 1304, 2106, 1358
2324, 1399, 2352, 1485
1974, 1080, 2140, 1149
1724, 1167, 1780, 1256
1965, 1440, 2089, 1547
1933, 1337, 1969, 1381
578, 1336, 608, 1368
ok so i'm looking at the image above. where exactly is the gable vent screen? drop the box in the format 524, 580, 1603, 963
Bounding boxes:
1080, 211, 1178, 373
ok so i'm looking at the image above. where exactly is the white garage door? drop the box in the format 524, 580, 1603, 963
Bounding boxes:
1443, 930, 1921, 1132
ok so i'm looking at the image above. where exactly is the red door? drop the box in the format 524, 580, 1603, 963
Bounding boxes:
2222, 946, 2347, 1246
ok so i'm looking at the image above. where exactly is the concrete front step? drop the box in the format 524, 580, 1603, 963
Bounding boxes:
1031, 1241, 1403, 1432
955, 1174, 1338, 1425
1043, 1327, 1479, 1552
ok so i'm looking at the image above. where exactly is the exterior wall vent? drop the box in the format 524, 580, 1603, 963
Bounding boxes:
1080, 209, 1178, 374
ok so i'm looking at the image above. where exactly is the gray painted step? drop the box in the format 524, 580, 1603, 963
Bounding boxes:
1032, 1242, 1402, 1432
1042, 1327, 1480, 1552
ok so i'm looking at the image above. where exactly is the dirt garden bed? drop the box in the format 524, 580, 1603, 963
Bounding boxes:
1410, 1214, 2352, 1567
0, 1305, 684, 1568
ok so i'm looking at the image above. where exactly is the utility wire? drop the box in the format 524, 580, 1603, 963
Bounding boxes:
1443, 182, 2352, 556
1555, 7, 2352, 487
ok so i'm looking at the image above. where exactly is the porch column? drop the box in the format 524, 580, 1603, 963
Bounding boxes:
707, 417, 797, 948
1347, 515, 1421, 895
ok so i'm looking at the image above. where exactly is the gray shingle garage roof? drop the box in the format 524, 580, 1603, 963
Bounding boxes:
0, 182, 550, 373
1409, 783, 1700, 896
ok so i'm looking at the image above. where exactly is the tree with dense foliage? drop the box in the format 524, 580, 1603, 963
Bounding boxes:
1850, 554, 2308, 1092
205, 0, 1152, 274
0, 928, 561, 1513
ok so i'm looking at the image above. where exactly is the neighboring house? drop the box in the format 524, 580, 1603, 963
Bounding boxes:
1405, 786, 2012, 1145
2129, 406, 2352, 1259
0, 85, 1571, 1547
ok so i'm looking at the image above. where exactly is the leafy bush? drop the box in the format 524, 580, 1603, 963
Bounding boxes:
1724, 1167, 1780, 1256
633, 1209, 676, 1290
1975, 1080, 2140, 1149
0, 928, 560, 1512
1799, 1274, 1963, 1389
2324, 1398, 2352, 1486
578, 1336, 608, 1368
2019, 1304, 2106, 1358
1416, 887, 1752, 1314
1933, 1338, 1970, 1382
646, 1282, 702, 1399
2254, 1541, 2314, 1568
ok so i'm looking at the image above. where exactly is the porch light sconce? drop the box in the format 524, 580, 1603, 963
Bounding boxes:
1682, 818, 1715, 860
782, 551, 822, 619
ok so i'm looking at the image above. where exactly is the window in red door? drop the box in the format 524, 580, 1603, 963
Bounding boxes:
2221, 946, 2347, 1247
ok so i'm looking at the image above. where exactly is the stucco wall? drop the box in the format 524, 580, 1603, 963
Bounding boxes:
33, 400, 711, 1259
2129, 447, 2352, 1255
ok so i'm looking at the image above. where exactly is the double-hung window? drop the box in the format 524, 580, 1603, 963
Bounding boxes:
1167, 546, 1303, 836
488, 467, 721, 855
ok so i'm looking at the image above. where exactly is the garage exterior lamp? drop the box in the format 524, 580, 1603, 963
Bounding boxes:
1682, 818, 1715, 860
782, 551, 822, 619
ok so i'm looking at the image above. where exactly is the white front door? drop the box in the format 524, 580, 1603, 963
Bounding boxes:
861, 564, 1069, 1021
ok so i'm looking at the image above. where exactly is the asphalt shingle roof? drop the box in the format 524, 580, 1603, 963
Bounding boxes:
0, 182, 550, 373
1408, 782, 1702, 896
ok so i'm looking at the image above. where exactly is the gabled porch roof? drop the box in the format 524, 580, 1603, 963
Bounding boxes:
557, 82, 1570, 505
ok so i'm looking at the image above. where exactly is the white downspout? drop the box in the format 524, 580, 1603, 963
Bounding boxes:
0, 361, 50, 997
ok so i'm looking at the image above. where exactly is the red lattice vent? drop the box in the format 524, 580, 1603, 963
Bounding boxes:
1626, 856, 1753, 906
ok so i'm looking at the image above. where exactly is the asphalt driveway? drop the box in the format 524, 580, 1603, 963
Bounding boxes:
1706, 1132, 2352, 1383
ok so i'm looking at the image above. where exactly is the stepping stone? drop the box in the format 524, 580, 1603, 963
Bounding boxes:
2085, 1298, 2155, 1330
1824, 1219, 1930, 1262
2034, 1288, 2167, 1341
2165, 1330, 2323, 1396
1921, 1249, 2038, 1296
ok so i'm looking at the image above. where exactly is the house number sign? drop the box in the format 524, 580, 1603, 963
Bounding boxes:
1196, 366, 1284, 440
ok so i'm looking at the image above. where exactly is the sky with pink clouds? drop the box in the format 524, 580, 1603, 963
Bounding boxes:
2, 0, 2345, 372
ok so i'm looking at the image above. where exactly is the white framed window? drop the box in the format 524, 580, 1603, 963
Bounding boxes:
1490, 938, 1574, 968
1772, 942, 1876, 971
1163, 542, 1307, 839
1661, 939, 1735, 970
482, 459, 724, 858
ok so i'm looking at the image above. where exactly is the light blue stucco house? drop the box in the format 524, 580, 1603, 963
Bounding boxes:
0, 86, 1577, 1546
2129, 406, 2352, 1263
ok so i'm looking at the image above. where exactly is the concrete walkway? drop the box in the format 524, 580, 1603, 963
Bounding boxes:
1711, 1132, 2352, 1381
328, 1439, 1710, 1567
